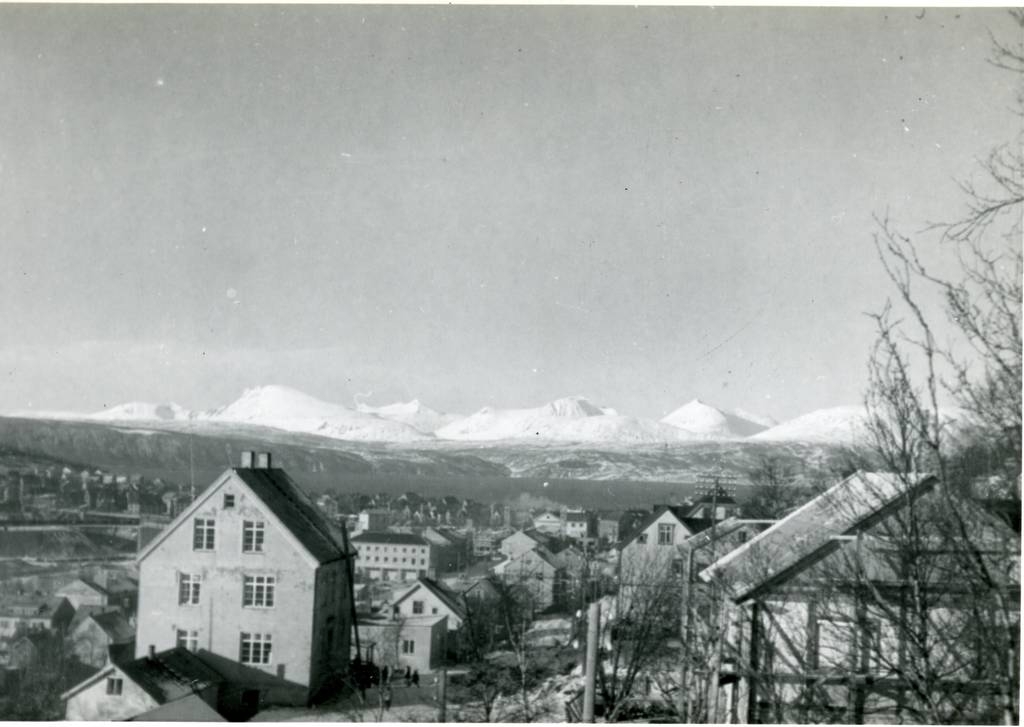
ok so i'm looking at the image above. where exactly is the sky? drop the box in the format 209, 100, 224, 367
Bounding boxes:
0, 6, 1018, 422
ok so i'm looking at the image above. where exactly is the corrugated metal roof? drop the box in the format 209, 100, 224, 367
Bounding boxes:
232, 468, 350, 565
700, 471, 936, 602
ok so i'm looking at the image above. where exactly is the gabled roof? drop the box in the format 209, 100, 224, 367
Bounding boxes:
119, 648, 224, 704
58, 577, 110, 597
351, 531, 429, 546
62, 647, 223, 703
619, 506, 710, 547
700, 471, 937, 603
139, 468, 351, 566
393, 577, 467, 620
529, 545, 562, 570
128, 693, 226, 722
88, 611, 135, 644
564, 511, 588, 523
231, 468, 351, 564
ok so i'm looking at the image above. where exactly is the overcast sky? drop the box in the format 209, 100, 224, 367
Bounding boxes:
0, 6, 1016, 421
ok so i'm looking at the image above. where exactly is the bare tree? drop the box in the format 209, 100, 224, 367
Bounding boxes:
855, 11, 1023, 724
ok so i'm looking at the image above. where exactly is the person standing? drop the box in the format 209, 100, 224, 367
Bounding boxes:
412, 669, 420, 687
383, 685, 392, 712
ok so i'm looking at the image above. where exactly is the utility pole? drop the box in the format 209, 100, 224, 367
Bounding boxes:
437, 666, 447, 722
583, 600, 600, 722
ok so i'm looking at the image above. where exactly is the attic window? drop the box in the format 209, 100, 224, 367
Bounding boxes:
224, 494, 235, 509
243, 521, 265, 553
106, 677, 123, 696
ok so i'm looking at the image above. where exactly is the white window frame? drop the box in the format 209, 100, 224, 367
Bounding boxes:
193, 518, 216, 551
240, 632, 272, 665
657, 523, 675, 546
242, 520, 265, 553
106, 677, 123, 696
178, 573, 201, 605
176, 629, 199, 652
402, 639, 415, 654
243, 575, 276, 608
412, 600, 424, 615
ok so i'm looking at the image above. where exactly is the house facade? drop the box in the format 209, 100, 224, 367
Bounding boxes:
351, 531, 436, 581
699, 472, 1021, 725
493, 547, 563, 610
532, 511, 562, 535
133, 452, 354, 704
357, 615, 447, 674
69, 611, 135, 668
390, 577, 467, 631
63, 647, 223, 722
500, 529, 547, 560
618, 507, 707, 609
0, 596, 74, 638
563, 511, 591, 542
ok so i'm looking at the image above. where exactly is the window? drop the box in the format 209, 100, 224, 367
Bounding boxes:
658, 523, 675, 545
106, 677, 123, 695
243, 575, 275, 608
176, 629, 199, 652
242, 521, 265, 553
431, 607, 439, 615
193, 518, 215, 551
223, 493, 235, 508
402, 639, 415, 654
240, 632, 272, 665
636, 533, 648, 544
178, 573, 200, 605
412, 600, 424, 615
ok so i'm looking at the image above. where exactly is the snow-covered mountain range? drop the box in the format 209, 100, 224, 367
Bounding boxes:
435, 396, 698, 444
3, 385, 961, 448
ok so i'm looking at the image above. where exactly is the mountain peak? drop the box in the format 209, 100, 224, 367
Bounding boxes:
544, 396, 605, 418
661, 398, 770, 439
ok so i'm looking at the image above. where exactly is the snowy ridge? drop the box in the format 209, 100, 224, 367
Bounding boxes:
6, 385, 965, 447
753, 405, 969, 445
660, 399, 770, 439
199, 385, 431, 442
356, 399, 461, 434
91, 401, 193, 421
434, 396, 700, 443
751, 405, 871, 444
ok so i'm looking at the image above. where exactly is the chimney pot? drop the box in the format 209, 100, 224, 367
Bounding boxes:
256, 452, 272, 469
148, 644, 155, 659
240, 451, 255, 468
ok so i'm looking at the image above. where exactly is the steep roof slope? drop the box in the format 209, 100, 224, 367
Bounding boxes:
139, 466, 352, 566
232, 467, 352, 564
700, 471, 937, 602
